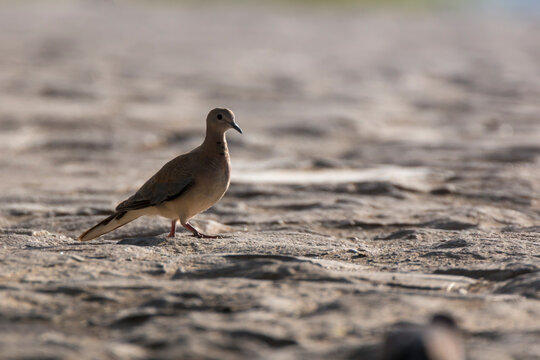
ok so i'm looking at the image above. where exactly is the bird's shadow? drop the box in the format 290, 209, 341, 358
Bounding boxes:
115, 232, 232, 247
116, 237, 167, 247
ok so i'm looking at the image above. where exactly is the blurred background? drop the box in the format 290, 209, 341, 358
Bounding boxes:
0, 0, 539, 179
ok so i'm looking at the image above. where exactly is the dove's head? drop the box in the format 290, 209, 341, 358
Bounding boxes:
207, 108, 242, 134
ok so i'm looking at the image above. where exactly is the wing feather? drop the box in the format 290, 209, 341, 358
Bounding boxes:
116, 154, 195, 212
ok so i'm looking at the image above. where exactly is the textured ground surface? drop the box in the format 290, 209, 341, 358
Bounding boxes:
0, 2, 539, 359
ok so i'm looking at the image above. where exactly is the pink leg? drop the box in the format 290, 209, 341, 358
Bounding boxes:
167, 220, 177, 238
183, 223, 219, 239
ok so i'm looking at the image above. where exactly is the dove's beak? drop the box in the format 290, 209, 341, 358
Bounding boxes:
231, 122, 243, 134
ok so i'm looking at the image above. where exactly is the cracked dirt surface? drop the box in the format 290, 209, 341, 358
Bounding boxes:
0, 2, 539, 359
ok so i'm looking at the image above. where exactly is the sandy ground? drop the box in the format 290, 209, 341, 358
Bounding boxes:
0, 2, 539, 359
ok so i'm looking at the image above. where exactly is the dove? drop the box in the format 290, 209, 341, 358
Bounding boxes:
78, 108, 242, 241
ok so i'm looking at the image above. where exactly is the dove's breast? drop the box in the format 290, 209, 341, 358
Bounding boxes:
157, 148, 231, 223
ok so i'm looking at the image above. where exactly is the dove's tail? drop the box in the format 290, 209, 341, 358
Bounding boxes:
78, 210, 142, 241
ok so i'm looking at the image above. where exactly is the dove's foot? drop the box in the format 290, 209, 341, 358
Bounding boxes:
184, 223, 220, 239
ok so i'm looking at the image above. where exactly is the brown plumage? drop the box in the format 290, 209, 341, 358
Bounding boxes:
78, 108, 242, 241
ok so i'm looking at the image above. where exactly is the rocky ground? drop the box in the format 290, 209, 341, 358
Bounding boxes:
0, 2, 539, 359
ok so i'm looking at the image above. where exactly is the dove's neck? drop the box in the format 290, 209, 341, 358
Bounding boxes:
201, 129, 228, 156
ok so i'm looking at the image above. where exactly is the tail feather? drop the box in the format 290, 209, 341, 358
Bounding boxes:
78, 210, 141, 241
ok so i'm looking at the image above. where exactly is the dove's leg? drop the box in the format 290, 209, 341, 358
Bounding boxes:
183, 222, 218, 239
167, 219, 177, 238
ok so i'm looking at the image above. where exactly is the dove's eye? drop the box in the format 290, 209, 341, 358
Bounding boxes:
217, 114, 223, 120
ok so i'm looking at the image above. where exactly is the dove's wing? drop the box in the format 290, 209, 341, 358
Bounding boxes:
116, 154, 195, 212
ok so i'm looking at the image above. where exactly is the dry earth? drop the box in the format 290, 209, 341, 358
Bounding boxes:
0, 2, 539, 359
